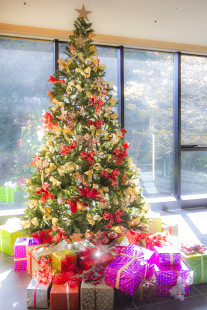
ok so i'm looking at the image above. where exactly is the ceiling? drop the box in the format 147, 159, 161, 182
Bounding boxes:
0, 0, 207, 47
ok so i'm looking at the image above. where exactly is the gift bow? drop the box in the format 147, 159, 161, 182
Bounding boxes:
75, 67, 91, 78
75, 186, 105, 202
34, 258, 52, 285
52, 226, 67, 242
101, 168, 120, 188
45, 163, 56, 174
81, 150, 96, 165
87, 118, 104, 129
181, 243, 206, 255
53, 125, 74, 142
84, 163, 102, 182
103, 209, 124, 229
76, 134, 100, 146
57, 162, 76, 176
109, 147, 128, 165
51, 98, 65, 115
36, 183, 54, 204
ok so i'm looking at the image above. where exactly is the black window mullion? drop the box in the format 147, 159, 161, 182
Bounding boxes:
173, 52, 181, 200
53, 39, 59, 76
117, 46, 124, 128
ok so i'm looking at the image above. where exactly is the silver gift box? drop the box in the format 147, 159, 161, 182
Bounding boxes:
26, 277, 51, 309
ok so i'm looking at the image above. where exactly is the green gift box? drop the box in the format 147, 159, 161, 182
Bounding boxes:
0, 186, 15, 202
181, 251, 207, 284
0, 223, 23, 256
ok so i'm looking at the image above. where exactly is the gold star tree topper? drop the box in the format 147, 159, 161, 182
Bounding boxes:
75, 5, 92, 21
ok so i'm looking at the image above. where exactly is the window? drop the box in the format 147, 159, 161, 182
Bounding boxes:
0, 38, 53, 210
124, 49, 174, 198
181, 55, 207, 196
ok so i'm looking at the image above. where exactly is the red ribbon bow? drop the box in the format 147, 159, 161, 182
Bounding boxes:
52, 226, 67, 242
48, 75, 66, 84
103, 208, 124, 229
87, 118, 104, 128
109, 147, 128, 165
36, 183, 54, 203
29, 154, 42, 169
34, 258, 52, 285
101, 168, 120, 188
44, 112, 58, 131
80, 150, 96, 165
75, 187, 105, 202
61, 140, 77, 156
89, 95, 104, 115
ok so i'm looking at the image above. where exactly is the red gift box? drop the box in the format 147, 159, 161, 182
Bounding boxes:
32, 230, 53, 244
50, 283, 79, 310
78, 248, 114, 270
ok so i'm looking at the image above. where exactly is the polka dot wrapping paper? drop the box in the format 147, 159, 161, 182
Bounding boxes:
154, 260, 190, 286
14, 237, 40, 272
154, 245, 181, 266
104, 244, 154, 295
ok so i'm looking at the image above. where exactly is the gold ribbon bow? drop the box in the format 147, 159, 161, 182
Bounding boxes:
31, 217, 39, 226
49, 176, 61, 187
53, 126, 74, 141
90, 126, 104, 136
104, 112, 119, 120
29, 200, 38, 210
87, 214, 100, 226
71, 50, 85, 62
45, 163, 56, 174
57, 162, 76, 176
51, 98, 65, 115
42, 206, 52, 221
75, 67, 91, 78
84, 163, 102, 183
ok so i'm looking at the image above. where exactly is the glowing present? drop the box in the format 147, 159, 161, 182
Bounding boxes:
104, 245, 154, 295
154, 260, 190, 286
154, 245, 181, 266
14, 237, 40, 272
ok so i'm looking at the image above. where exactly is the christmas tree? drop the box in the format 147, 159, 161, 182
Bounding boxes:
22, 6, 150, 238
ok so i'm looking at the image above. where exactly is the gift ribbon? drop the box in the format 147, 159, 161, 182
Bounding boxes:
115, 251, 144, 289
66, 282, 70, 310
29, 245, 50, 276
201, 254, 204, 283
170, 253, 174, 265
161, 222, 171, 234
34, 282, 40, 308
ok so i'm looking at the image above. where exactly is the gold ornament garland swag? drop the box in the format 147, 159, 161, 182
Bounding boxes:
22, 6, 150, 240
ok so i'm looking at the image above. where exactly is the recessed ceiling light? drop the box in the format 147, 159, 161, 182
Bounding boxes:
154, 20, 159, 23
22, 2, 28, 5
174, 6, 181, 10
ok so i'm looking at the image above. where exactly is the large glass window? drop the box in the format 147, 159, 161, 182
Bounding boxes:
0, 38, 53, 210
181, 55, 207, 196
124, 49, 174, 198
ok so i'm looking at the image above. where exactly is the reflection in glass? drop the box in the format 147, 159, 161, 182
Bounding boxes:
181, 55, 207, 145
0, 38, 53, 209
181, 151, 207, 196
124, 49, 174, 198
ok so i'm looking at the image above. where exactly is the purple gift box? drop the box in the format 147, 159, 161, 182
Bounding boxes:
104, 244, 154, 295
157, 285, 189, 296
154, 260, 190, 287
14, 237, 40, 272
154, 245, 181, 266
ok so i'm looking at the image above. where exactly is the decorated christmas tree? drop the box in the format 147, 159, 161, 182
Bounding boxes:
22, 6, 150, 238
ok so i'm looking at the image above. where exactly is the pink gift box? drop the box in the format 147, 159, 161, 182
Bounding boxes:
14, 237, 40, 272
157, 285, 189, 296
154, 245, 181, 266
154, 260, 190, 287
104, 244, 154, 295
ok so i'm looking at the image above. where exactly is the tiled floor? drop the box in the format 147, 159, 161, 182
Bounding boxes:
1, 207, 207, 310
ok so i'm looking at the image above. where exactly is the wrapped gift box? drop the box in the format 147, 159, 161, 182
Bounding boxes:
50, 283, 79, 310
154, 260, 190, 287
181, 250, 207, 284
161, 223, 178, 237
133, 277, 157, 303
80, 277, 114, 310
0, 219, 23, 256
27, 244, 48, 275
0, 182, 18, 202
157, 284, 189, 296
145, 212, 161, 234
14, 237, 40, 271
30, 242, 66, 277
52, 249, 77, 272
154, 245, 181, 266
32, 229, 53, 244
125, 230, 146, 246
26, 277, 51, 308
79, 248, 114, 270
105, 244, 154, 295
